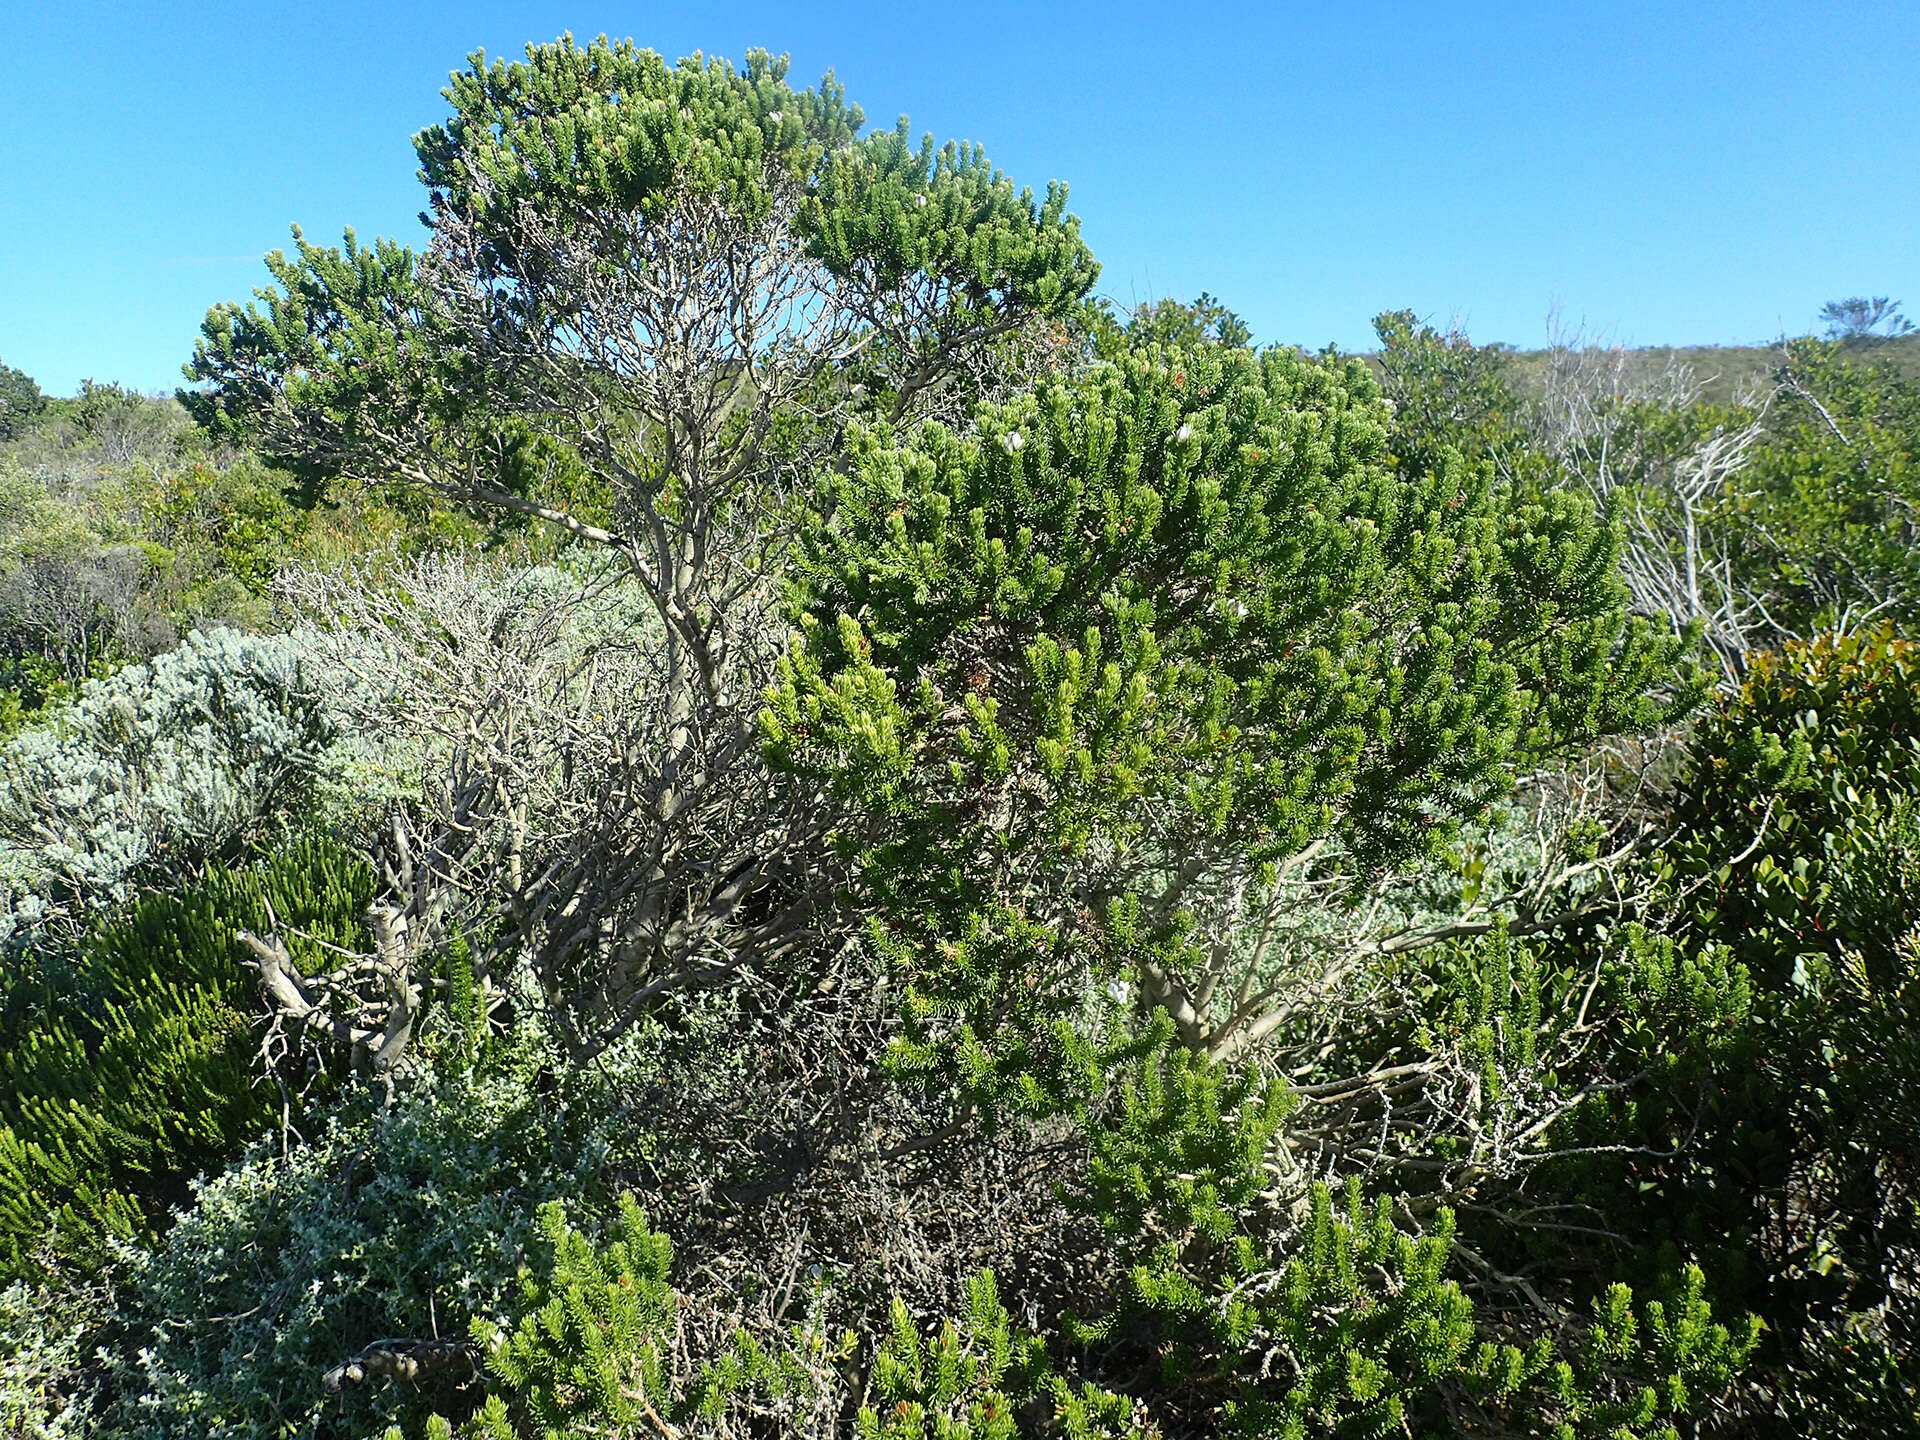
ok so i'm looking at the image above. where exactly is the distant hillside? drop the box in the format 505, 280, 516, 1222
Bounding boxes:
1494, 331, 1920, 409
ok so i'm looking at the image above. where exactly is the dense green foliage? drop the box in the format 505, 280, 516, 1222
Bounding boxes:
773, 343, 1683, 865
1361, 315, 1920, 1435
1093, 293, 1252, 356
1738, 341, 1920, 634
3, 34, 1918, 1440
465, 1196, 823, 1440
0, 837, 371, 1280
182, 35, 1096, 514
1370, 313, 1920, 651
766, 341, 1694, 1121
0, 361, 47, 443
1584, 631, 1920, 1434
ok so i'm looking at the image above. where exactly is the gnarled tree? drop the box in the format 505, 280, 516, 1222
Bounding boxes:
185, 36, 1098, 1054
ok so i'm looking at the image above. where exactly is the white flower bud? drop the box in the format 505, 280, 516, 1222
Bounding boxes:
1175, 423, 1194, 443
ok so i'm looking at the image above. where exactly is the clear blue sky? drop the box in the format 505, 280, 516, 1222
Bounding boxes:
2, 1, 1915, 396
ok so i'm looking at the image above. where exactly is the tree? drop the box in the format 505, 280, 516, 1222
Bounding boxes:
1110, 291, 1252, 353
185, 35, 1099, 1057
1819, 296, 1914, 342
0, 361, 45, 442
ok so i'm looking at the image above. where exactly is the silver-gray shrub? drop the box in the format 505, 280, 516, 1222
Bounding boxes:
108, 1017, 662, 1440
0, 627, 346, 934
0, 1279, 97, 1440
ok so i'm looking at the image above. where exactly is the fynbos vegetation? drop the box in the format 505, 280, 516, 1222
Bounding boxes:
0, 33, 1914, 1440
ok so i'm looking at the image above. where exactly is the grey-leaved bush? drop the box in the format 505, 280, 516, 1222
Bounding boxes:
0, 627, 346, 934
109, 1014, 661, 1439
0, 1279, 98, 1440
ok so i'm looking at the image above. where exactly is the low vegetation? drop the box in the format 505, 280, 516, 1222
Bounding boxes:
0, 33, 1913, 1440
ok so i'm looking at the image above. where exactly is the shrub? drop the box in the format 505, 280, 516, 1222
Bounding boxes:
0, 835, 373, 1280
1060, 1042, 1759, 1440
464, 1197, 823, 1440
0, 627, 348, 931
106, 1017, 660, 1439
1732, 342, 1920, 636
0, 361, 46, 442
0, 1278, 99, 1439
1577, 628, 1920, 1435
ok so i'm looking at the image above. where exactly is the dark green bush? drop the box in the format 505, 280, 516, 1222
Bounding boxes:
0, 835, 371, 1280
1567, 629, 1920, 1436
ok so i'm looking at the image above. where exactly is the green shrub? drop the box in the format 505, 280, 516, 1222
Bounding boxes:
1062, 1043, 1757, 1440
1733, 342, 1920, 637
0, 835, 372, 1280
1572, 628, 1920, 1436
462, 1197, 822, 1440
858, 1287, 1023, 1440
0, 361, 46, 442
1665, 625, 1920, 982
0, 1278, 100, 1439
464, 1217, 1147, 1440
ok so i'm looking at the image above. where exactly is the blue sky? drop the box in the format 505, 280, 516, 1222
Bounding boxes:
2, 1, 1915, 395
